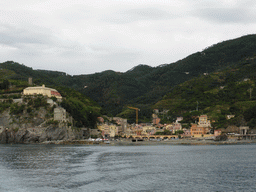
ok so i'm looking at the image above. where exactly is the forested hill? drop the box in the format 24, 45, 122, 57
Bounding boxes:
1, 34, 256, 118
154, 56, 256, 129
0, 68, 102, 128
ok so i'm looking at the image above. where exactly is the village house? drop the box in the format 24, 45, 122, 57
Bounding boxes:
165, 122, 182, 133
176, 117, 183, 123
183, 129, 191, 137
54, 107, 66, 122
112, 117, 128, 134
172, 123, 182, 133
240, 126, 249, 135
190, 124, 208, 137
141, 125, 156, 136
226, 115, 235, 120
214, 129, 222, 136
97, 123, 118, 138
198, 115, 211, 128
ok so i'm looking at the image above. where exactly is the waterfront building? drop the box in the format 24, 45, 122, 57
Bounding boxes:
214, 129, 222, 136
239, 126, 249, 135
112, 117, 127, 134
183, 129, 191, 137
172, 123, 182, 133
97, 123, 118, 137
141, 125, 156, 136
190, 124, 208, 137
165, 123, 182, 133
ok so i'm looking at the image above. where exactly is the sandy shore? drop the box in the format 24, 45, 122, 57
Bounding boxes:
50, 138, 256, 145
108, 139, 256, 146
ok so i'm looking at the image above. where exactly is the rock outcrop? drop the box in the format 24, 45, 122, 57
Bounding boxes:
0, 97, 91, 144
0, 126, 89, 144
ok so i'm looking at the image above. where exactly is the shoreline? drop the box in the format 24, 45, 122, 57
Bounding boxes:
42, 138, 256, 146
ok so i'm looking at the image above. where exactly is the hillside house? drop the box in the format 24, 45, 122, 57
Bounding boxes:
23, 84, 62, 100
54, 107, 73, 124
190, 124, 208, 137
198, 115, 211, 128
214, 129, 222, 136
226, 115, 235, 120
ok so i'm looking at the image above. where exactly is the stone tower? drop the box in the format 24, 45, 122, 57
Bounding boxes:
28, 77, 32, 85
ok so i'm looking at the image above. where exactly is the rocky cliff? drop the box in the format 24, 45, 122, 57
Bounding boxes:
0, 96, 90, 144
0, 126, 89, 144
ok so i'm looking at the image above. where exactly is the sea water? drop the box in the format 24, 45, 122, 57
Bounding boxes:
0, 144, 256, 192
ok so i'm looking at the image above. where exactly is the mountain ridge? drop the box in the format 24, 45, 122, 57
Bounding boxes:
1, 34, 256, 120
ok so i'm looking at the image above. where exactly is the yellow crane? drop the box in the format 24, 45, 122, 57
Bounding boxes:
128, 106, 140, 124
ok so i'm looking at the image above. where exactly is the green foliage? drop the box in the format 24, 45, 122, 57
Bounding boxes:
154, 56, 256, 128
61, 97, 100, 128
67, 122, 72, 126
155, 129, 173, 135
46, 119, 59, 127
175, 130, 184, 135
50, 96, 57, 102
13, 127, 19, 132
0, 79, 9, 90
0, 101, 12, 113
90, 135, 98, 139
10, 103, 25, 115
26, 106, 32, 114
33, 96, 48, 109
243, 105, 256, 127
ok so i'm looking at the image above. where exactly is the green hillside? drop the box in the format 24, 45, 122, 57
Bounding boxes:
154, 57, 256, 128
0, 69, 101, 128
1, 34, 256, 124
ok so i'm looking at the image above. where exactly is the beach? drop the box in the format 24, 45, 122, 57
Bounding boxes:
46, 138, 256, 145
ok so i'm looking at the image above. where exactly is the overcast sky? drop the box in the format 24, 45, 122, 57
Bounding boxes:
0, 0, 256, 75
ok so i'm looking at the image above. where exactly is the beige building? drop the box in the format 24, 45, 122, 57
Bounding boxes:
141, 125, 156, 135
198, 115, 211, 127
54, 107, 66, 122
97, 124, 118, 137
23, 85, 62, 99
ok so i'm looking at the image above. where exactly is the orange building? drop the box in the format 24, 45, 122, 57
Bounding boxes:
190, 124, 208, 136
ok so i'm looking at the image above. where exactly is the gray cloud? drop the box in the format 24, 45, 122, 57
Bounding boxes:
102, 7, 176, 24
194, 8, 256, 24
124, 8, 174, 20
0, 0, 256, 75
0, 24, 54, 48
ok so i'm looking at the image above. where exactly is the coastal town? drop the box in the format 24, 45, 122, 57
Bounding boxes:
95, 112, 256, 142
1, 80, 256, 144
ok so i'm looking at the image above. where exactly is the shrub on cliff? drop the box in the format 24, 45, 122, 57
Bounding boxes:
10, 103, 25, 115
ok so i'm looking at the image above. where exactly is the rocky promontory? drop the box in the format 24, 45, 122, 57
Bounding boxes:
0, 126, 88, 144
0, 95, 90, 144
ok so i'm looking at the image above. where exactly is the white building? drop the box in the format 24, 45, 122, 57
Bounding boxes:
23, 84, 62, 99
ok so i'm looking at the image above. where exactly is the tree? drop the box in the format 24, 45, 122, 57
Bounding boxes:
175, 130, 184, 135
2, 79, 9, 90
